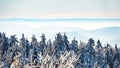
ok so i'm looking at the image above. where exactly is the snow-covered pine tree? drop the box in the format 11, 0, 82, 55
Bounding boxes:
0, 32, 120, 68
62, 33, 70, 52
70, 37, 78, 54
84, 38, 95, 67
47, 39, 54, 56
53, 32, 65, 59
39, 34, 47, 56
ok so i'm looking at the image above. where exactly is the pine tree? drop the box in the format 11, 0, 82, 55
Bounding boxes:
9, 35, 19, 47
25, 39, 30, 58
70, 37, 78, 54
30, 35, 38, 49
47, 39, 53, 56
63, 33, 70, 51
39, 34, 47, 55
96, 40, 102, 49
53, 32, 65, 58
84, 38, 95, 67
0, 32, 120, 68
0, 33, 9, 56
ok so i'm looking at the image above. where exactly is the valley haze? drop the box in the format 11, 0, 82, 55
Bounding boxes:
0, 18, 120, 47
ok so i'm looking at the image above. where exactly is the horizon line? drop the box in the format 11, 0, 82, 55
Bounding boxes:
0, 18, 120, 22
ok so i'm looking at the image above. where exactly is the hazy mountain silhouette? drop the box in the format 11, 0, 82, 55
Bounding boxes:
67, 26, 120, 46
0, 18, 120, 46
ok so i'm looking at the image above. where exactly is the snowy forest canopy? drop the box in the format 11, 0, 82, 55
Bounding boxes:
0, 32, 120, 68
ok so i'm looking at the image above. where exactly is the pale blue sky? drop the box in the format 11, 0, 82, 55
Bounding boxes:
0, 0, 120, 18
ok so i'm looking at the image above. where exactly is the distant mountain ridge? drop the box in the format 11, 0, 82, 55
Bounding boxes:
1, 18, 120, 22
0, 19, 120, 46
61, 26, 120, 46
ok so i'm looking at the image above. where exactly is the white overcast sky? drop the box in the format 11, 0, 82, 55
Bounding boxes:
0, 0, 120, 18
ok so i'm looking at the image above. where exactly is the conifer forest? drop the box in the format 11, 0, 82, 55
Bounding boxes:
0, 32, 120, 68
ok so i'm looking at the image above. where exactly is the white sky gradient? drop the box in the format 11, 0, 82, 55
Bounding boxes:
0, 0, 120, 18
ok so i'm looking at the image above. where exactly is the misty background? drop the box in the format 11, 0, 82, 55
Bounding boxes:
0, 0, 120, 46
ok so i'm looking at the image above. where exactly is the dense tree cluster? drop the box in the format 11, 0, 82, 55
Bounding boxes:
0, 32, 120, 68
